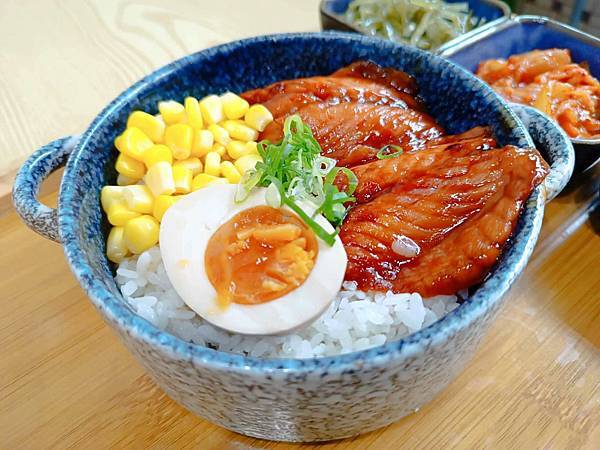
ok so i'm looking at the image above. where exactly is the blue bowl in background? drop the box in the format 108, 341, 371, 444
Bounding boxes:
320, 0, 510, 53
12, 32, 573, 441
441, 15, 600, 173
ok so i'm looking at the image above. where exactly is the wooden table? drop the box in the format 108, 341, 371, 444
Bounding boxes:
2, 1, 600, 448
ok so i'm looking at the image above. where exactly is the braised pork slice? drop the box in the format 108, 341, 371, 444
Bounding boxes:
340, 145, 548, 296
261, 102, 443, 167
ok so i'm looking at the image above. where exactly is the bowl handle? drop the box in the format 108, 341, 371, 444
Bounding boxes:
510, 103, 575, 202
12, 136, 79, 243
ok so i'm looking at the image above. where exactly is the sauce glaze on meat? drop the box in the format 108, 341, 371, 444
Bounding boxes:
242, 61, 549, 296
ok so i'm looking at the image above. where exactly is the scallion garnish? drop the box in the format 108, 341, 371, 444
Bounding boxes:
376, 145, 404, 159
235, 115, 356, 246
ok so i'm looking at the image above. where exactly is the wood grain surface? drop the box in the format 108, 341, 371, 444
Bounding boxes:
2, 1, 600, 448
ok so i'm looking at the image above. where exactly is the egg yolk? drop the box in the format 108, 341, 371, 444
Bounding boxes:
204, 205, 319, 307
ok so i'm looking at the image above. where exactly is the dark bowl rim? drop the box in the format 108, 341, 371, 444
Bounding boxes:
58, 31, 544, 373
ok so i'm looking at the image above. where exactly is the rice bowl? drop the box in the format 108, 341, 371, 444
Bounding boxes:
12, 32, 574, 441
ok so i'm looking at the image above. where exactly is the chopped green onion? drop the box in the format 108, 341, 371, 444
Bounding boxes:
377, 145, 404, 159
235, 115, 357, 246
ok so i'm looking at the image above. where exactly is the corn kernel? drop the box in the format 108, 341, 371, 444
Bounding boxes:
127, 111, 165, 143
204, 152, 221, 177
115, 153, 145, 179
199, 95, 224, 124
172, 166, 193, 194
106, 227, 129, 263
124, 215, 159, 254
235, 154, 263, 174
208, 123, 231, 146
143, 144, 173, 169
153, 195, 181, 222
173, 157, 203, 176
245, 104, 273, 132
226, 140, 258, 159
165, 123, 193, 160
107, 201, 140, 226
244, 141, 259, 155
115, 127, 154, 161
184, 97, 204, 129
123, 185, 154, 214
145, 161, 175, 197
158, 100, 185, 125
221, 92, 250, 120
220, 161, 241, 183
192, 174, 228, 190
191, 129, 214, 157
117, 174, 138, 186
222, 120, 259, 142
101, 186, 125, 212
211, 143, 226, 157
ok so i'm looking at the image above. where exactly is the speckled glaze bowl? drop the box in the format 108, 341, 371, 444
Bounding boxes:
12, 33, 574, 442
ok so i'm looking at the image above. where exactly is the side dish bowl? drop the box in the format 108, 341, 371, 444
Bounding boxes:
12, 32, 573, 442
320, 0, 511, 53
440, 15, 600, 173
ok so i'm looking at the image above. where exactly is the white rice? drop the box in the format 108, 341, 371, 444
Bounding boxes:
115, 246, 461, 358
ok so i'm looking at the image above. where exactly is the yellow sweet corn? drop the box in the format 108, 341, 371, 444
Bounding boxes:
106, 227, 129, 263
222, 120, 259, 142
116, 174, 138, 186
220, 161, 241, 183
244, 141, 259, 155
115, 153, 145, 179
173, 157, 203, 176
153, 195, 181, 222
184, 97, 204, 129
124, 215, 159, 254
172, 166, 193, 194
145, 161, 175, 197
211, 143, 226, 157
165, 123, 193, 160
191, 129, 214, 157
101, 186, 124, 212
123, 185, 154, 214
127, 111, 165, 143
158, 100, 185, 125
199, 95, 224, 124
226, 140, 258, 159
245, 104, 273, 132
234, 154, 263, 174
208, 123, 231, 146
107, 201, 140, 227
192, 174, 228, 190
221, 92, 249, 120
115, 127, 154, 161
204, 152, 221, 177
143, 144, 173, 169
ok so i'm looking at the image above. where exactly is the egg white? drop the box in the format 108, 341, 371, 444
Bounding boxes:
159, 184, 348, 335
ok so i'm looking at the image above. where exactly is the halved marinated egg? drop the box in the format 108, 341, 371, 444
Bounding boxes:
159, 184, 347, 335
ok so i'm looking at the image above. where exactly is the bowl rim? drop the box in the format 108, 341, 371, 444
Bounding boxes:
58, 31, 544, 373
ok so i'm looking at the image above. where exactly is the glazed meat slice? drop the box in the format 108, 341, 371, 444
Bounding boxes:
331, 60, 419, 98
335, 126, 497, 202
242, 61, 425, 118
261, 102, 443, 167
340, 145, 548, 296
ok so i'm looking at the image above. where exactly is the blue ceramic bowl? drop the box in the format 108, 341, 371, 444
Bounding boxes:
12, 32, 573, 442
440, 15, 600, 173
320, 0, 510, 53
